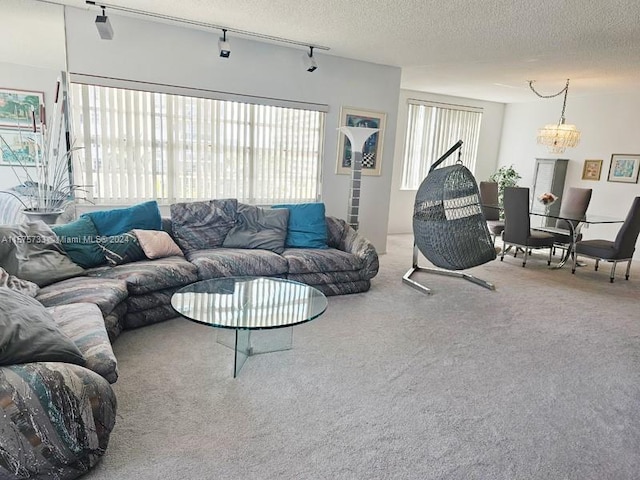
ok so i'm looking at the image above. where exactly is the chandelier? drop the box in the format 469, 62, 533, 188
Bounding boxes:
528, 79, 580, 154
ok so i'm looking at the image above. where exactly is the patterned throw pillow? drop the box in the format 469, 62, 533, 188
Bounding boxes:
170, 199, 238, 252
98, 231, 146, 266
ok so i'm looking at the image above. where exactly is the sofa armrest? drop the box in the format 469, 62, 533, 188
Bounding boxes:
326, 216, 379, 280
0, 362, 117, 479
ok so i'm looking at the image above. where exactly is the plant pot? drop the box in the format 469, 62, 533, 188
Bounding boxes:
22, 208, 65, 225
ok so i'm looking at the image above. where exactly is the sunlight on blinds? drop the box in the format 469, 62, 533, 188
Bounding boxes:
401, 101, 482, 190
70, 84, 325, 204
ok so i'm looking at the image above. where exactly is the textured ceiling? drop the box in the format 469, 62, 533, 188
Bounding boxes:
54, 0, 640, 103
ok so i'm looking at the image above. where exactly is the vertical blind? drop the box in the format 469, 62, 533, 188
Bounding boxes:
401, 101, 483, 190
70, 83, 325, 204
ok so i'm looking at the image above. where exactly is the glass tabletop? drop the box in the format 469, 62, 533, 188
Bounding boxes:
529, 211, 624, 224
171, 277, 328, 330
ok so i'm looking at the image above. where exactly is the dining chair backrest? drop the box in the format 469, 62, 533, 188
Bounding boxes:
503, 187, 530, 243
614, 196, 640, 257
479, 181, 500, 221
555, 187, 592, 230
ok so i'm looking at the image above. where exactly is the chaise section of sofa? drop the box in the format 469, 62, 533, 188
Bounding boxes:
0, 362, 117, 480
36, 276, 130, 342
0, 286, 118, 480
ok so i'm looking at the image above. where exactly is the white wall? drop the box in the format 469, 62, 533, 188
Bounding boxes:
387, 90, 505, 234
0, 1, 66, 191
498, 92, 640, 257
62, 7, 401, 252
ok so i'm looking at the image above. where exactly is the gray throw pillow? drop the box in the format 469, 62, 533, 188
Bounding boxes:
0, 266, 39, 297
0, 287, 86, 366
0, 221, 84, 286
223, 204, 289, 254
170, 199, 238, 252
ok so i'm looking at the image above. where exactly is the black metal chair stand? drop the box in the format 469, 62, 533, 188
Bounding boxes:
402, 141, 497, 294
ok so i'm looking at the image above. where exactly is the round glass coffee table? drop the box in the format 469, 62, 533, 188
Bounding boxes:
171, 277, 328, 377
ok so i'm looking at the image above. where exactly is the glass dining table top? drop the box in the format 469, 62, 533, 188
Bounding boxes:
171, 276, 328, 330
529, 211, 625, 224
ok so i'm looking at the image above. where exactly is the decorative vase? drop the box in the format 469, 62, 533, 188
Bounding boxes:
22, 208, 65, 225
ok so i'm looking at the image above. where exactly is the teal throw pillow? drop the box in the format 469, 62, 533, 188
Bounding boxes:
51, 216, 106, 268
98, 231, 146, 266
272, 202, 328, 249
85, 200, 162, 237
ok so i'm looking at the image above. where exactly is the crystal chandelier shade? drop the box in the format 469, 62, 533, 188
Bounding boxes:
529, 79, 581, 154
537, 121, 581, 153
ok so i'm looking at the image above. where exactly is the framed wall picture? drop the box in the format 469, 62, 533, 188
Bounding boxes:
336, 107, 386, 176
607, 154, 640, 183
0, 128, 38, 166
0, 128, 38, 165
0, 88, 44, 129
581, 159, 603, 181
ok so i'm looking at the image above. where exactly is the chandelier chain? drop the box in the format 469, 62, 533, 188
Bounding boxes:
528, 79, 571, 123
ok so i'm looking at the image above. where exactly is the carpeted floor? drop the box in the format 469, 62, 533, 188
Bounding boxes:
84, 234, 640, 480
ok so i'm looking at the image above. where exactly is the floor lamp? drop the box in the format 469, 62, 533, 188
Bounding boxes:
338, 126, 379, 231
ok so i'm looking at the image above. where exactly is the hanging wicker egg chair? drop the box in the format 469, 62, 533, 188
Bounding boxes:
412, 143, 496, 271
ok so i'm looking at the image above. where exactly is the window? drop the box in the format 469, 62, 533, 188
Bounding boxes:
401, 100, 483, 190
70, 83, 326, 204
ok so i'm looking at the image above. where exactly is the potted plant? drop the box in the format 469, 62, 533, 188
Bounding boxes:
489, 165, 521, 213
0, 79, 86, 224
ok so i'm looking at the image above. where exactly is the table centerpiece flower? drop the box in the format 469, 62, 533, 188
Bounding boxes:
537, 192, 558, 215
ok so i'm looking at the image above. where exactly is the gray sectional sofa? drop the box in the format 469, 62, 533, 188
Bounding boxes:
0, 199, 379, 479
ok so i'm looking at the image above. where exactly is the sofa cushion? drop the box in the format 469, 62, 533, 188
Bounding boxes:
0, 222, 84, 286
272, 202, 328, 249
223, 203, 289, 254
124, 304, 179, 329
99, 231, 146, 266
85, 200, 162, 236
51, 215, 106, 268
0, 266, 39, 297
126, 286, 180, 313
86, 256, 198, 294
283, 247, 363, 274
48, 303, 119, 384
133, 229, 184, 259
36, 276, 129, 317
170, 199, 237, 252
104, 303, 127, 342
306, 279, 371, 296
287, 270, 363, 285
0, 288, 85, 367
187, 248, 289, 279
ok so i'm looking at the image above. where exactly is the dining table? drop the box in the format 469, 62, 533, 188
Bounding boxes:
530, 211, 625, 268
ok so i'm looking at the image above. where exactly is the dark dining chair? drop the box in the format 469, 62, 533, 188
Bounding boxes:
550, 187, 592, 244
479, 181, 504, 244
501, 187, 554, 267
572, 196, 640, 282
